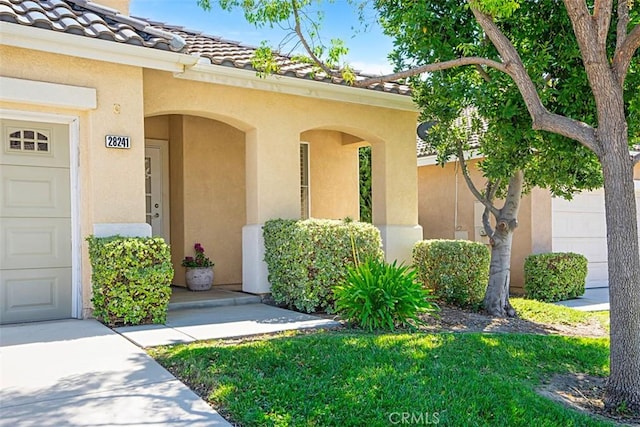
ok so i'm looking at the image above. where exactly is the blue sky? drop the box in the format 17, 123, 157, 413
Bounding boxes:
129, 0, 395, 74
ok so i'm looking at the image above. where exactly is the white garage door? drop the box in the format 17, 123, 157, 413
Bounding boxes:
0, 119, 72, 324
552, 186, 640, 288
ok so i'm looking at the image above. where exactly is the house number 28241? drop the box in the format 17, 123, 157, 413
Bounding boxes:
105, 135, 131, 149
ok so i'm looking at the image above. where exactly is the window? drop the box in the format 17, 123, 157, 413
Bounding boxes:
7, 128, 50, 153
300, 143, 310, 219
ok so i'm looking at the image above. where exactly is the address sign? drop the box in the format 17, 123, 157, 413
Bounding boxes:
105, 135, 131, 149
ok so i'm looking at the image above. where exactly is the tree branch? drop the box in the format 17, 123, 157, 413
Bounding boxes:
483, 180, 499, 236
475, 64, 492, 82
487, 178, 501, 202
615, 0, 630, 52
469, 3, 600, 154
593, 0, 613, 47
482, 204, 495, 237
291, 0, 340, 79
456, 144, 500, 218
352, 57, 508, 87
613, 24, 640, 85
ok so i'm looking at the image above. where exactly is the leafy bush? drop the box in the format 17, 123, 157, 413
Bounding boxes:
413, 239, 490, 309
87, 236, 174, 326
263, 218, 383, 313
334, 258, 438, 331
524, 252, 587, 302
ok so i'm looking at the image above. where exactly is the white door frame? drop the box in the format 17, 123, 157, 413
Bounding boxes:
145, 139, 170, 242
0, 109, 82, 319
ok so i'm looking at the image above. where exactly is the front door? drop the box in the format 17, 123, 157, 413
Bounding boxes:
0, 119, 72, 324
144, 140, 170, 242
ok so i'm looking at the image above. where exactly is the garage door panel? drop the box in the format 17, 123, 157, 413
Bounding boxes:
552, 191, 605, 213
585, 262, 608, 288
552, 187, 640, 288
552, 238, 608, 262
0, 268, 72, 324
0, 122, 69, 168
552, 212, 606, 238
1, 119, 72, 324
0, 165, 70, 217
1, 218, 71, 269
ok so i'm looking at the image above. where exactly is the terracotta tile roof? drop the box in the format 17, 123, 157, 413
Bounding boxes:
0, 0, 186, 51
1, 0, 411, 96
417, 108, 486, 157
148, 22, 410, 95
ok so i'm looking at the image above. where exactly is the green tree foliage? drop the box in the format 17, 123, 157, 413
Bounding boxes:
378, 0, 637, 199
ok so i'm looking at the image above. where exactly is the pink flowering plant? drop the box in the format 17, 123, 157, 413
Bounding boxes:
181, 243, 214, 268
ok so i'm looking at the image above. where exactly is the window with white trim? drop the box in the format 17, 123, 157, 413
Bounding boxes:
7, 128, 50, 153
300, 142, 310, 219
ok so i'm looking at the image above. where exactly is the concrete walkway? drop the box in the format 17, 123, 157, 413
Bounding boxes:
0, 304, 338, 426
555, 287, 610, 311
116, 303, 340, 348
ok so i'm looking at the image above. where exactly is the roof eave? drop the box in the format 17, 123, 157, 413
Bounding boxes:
1, 22, 417, 111
175, 62, 418, 112
0, 22, 199, 73
417, 150, 484, 166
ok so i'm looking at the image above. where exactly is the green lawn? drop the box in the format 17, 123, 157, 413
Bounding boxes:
151, 331, 612, 426
511, 298, 610, 331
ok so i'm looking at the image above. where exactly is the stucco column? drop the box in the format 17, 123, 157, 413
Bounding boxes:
243, 126, 300, 294
371, 126, 423, 264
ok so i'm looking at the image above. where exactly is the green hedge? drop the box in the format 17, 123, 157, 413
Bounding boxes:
413, 239, 490, 309
263, 218, 383, 313
524, 252, 587, 302
87, 236, 174, 326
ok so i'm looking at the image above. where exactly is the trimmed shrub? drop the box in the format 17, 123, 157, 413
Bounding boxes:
334, 258, 438, 331
263, 218, 383, 313
87, 236, 174, 326
413, 239, 490, 309
524, 252, 587, 302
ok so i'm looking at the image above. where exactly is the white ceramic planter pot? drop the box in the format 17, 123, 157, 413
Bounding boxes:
185, 267, 214, 291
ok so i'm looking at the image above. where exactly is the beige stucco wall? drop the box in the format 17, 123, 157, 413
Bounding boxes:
418, 161, 482, 241
1, 40, 421, 313
417, 160, 551, 292
143, 69, 420, 227
1, 45, 145, 314
301, 130, 361, 220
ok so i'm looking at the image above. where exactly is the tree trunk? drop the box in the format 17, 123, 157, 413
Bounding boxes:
600, 142, 640, 412
483, 170, 523, 317
483, 223, 516, 317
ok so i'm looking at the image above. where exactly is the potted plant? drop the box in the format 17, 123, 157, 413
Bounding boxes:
182, 243, 215, 291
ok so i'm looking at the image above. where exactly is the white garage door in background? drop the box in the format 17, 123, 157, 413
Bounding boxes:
552, 185, 640, 288
0, 119, 72, 324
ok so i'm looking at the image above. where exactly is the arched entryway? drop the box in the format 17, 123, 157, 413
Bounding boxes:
299, 129, 369, 221
145, 114, 246, 288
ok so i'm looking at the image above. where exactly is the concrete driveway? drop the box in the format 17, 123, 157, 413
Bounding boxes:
0, 319, 230, 426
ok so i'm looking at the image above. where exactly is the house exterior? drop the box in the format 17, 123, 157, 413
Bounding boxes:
418, 154, 640, 294
0, 0, 423, 324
